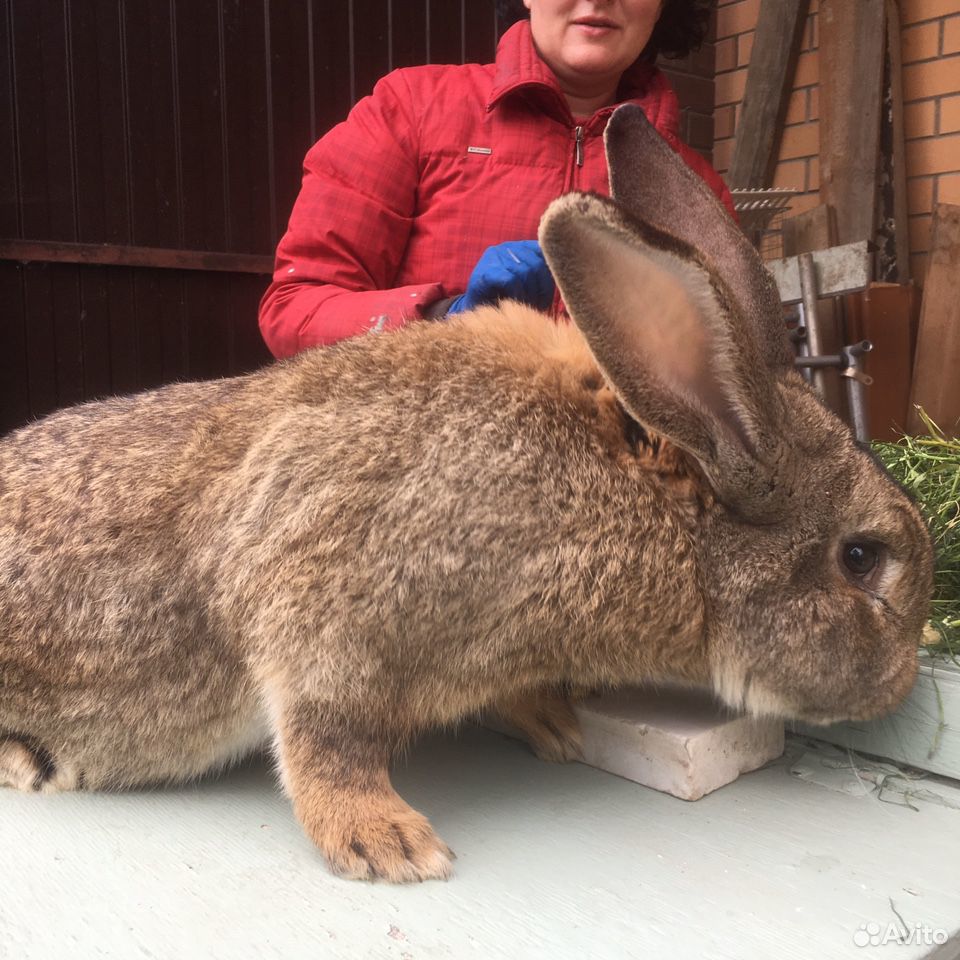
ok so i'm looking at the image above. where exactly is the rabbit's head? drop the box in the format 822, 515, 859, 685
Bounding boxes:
539, 105, 933, 726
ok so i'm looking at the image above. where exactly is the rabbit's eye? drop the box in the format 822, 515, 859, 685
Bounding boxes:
841, 542, 879, 578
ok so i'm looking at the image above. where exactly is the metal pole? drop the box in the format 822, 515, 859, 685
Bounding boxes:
842, 341, 873, 444
798, 253, 827, 397
793, 340, 873, 444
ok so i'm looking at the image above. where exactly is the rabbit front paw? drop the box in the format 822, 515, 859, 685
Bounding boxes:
301, 789, 455, 883
274, 699, 454, 882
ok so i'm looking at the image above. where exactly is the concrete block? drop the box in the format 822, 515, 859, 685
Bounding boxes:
572, 685, 785, 800
487, 684, 784, 801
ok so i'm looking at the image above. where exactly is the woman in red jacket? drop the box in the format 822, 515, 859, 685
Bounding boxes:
259, 0, 732, 358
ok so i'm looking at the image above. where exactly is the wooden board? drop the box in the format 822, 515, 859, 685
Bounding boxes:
781, 203, 836, 257
727, 0, 808, 188
908, 203, 960, 436
845, 282, 921, 440
819, 0, 887, 245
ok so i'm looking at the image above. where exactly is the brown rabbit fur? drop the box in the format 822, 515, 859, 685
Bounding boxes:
0, 107, 933, 884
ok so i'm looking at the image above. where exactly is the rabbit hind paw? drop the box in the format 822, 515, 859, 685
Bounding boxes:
0, 733, 82, 793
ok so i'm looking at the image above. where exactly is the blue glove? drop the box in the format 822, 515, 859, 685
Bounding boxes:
446, 240, 555, 315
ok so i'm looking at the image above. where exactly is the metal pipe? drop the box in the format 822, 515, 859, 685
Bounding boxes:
792, 340, 873, 444
841, 341, 873, 443
795, 355, 844, 368
797, 253, 828, 396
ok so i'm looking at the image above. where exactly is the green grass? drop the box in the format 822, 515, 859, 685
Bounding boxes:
872, 410, 960, 663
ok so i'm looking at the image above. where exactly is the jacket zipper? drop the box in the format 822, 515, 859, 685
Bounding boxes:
574, 125, 584, 168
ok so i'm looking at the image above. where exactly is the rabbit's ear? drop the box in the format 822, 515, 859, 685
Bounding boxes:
604, 104, 794, 373
539, 192, 789, 520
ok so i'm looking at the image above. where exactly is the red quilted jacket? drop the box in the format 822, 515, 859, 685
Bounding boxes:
259, 21, 735, 358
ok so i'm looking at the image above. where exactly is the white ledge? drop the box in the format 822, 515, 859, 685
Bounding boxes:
1, 727, 959, 959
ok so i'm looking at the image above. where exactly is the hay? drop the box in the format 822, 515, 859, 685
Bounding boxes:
873, 410, 960, 662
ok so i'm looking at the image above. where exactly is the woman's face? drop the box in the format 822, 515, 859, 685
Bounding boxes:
523, 0, 664, 93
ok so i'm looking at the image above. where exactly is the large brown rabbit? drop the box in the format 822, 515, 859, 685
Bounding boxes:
0, 107, 933, 883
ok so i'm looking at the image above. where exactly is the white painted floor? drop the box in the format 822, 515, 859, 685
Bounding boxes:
2, 727, 959, 960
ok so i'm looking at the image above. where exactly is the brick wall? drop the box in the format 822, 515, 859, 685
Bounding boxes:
713, 0, 960, 279
660, 41, 719, 162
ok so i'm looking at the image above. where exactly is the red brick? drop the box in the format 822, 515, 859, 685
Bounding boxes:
946, 15, 960, 55
908, 175, 936, 214
910, 252, 929, 283
940, 172, 960, 204
715, 37, 737, 73
940, 93, 960, 133
793, 51, 819, 87
901, 21, 941, 62
772, 158, 807, 191
779, 122, 820, 161
738, 31, 755, 66
908, 213, 933, 252
715, 67, 748, 106
903, 55, 960, 100
716, 0, 761, 40
904, 99, 938, 139
714, 104, 736, 140
901, 0, 960, 25
907, 132, 960, 175
713, 137, 735, 172
785, 192, 821, 217
802, 13, 819, 52
784, 88, 808, 125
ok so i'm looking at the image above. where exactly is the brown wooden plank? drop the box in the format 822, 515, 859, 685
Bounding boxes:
819, 0, 887, 246
267, 1, 316, 245
0, 0, 19, 239
727, 0, 808, 188
229, 274, 274, 375
845, 283, 919, 440
908, 203, 960, 436
174, 0, 227, 252
220, 0, 273, 254
69, 0, 131, 245
781, 203, 837, 257
76, 267, 120, 402
389, 0, 428, 69
463, 0, 499, 64
428, 0, 465, 64
0, 240, 273, 274
353, 0, 392, 102
13, 2, 76, 241
124, 0, 181, 248
0, 263, 30, 436
21, 264, 60, 422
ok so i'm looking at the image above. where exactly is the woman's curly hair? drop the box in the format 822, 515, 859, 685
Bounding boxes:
494, 1, 713, 61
